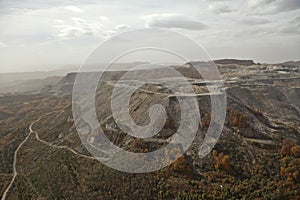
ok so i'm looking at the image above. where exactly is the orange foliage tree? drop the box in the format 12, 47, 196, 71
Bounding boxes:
228, 109, 249, 128
212, 150, 231, 172
171, 155, 193, 177
291, 146, 300, 158
280, 140, 300, 158
279, 140, 300, 183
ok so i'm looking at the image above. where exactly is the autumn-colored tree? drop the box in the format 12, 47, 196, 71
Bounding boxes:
212, 149, 218, 157
228, 109, 249, 128
172, 155, 193, 177
212, 150, 231, 172
279, 141, 300, 183
291, 145, 300, 158
280, 167, 285, 176
173, 156, 187, 172
280, 140, 293, 156
280, 159, 300, 183
221, 155, 230, 171
230, 110, 240, 127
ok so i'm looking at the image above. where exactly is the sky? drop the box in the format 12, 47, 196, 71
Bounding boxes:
0, 0, 299, 73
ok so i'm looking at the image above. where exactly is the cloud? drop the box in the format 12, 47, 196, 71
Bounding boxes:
105, 24, 130, 36
114, 24, 129, 31
99, 16, 109, 22
0, 42, 7, 48
54, 17, 128, 39
248, 0, 300, 14
208, 2, 235, 13
0, 0, 299, 72
279, 16, 300, 34
55, 17, 105, 39
238, 17, 271, 25
64, 6, 83, 13
279, 25, 300, 34
291, 16, 300, 25
144, 13, 207, 30
248, 0, 275, 7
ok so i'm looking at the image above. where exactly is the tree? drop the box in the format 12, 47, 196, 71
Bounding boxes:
280, 140, 293, 156
212, 150, 231, 172
291, 145, 300, 158
172, 155, 193, 177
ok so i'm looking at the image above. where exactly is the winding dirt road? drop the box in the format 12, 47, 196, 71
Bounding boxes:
1, 111, 58, 200
1, 109, 96, 200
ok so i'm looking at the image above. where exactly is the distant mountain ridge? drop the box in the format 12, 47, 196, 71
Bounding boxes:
280, 60, 300, 67
213, 59, 255, 66
0, 67, 77, 94
1, 59, 300, 94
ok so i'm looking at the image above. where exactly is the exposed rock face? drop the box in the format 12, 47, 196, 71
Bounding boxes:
288, 87, 300, 109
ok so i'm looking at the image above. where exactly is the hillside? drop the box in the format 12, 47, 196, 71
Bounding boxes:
0, 61, 299, 199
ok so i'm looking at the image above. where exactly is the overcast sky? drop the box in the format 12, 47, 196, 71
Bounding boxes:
0, 0, 299, 73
